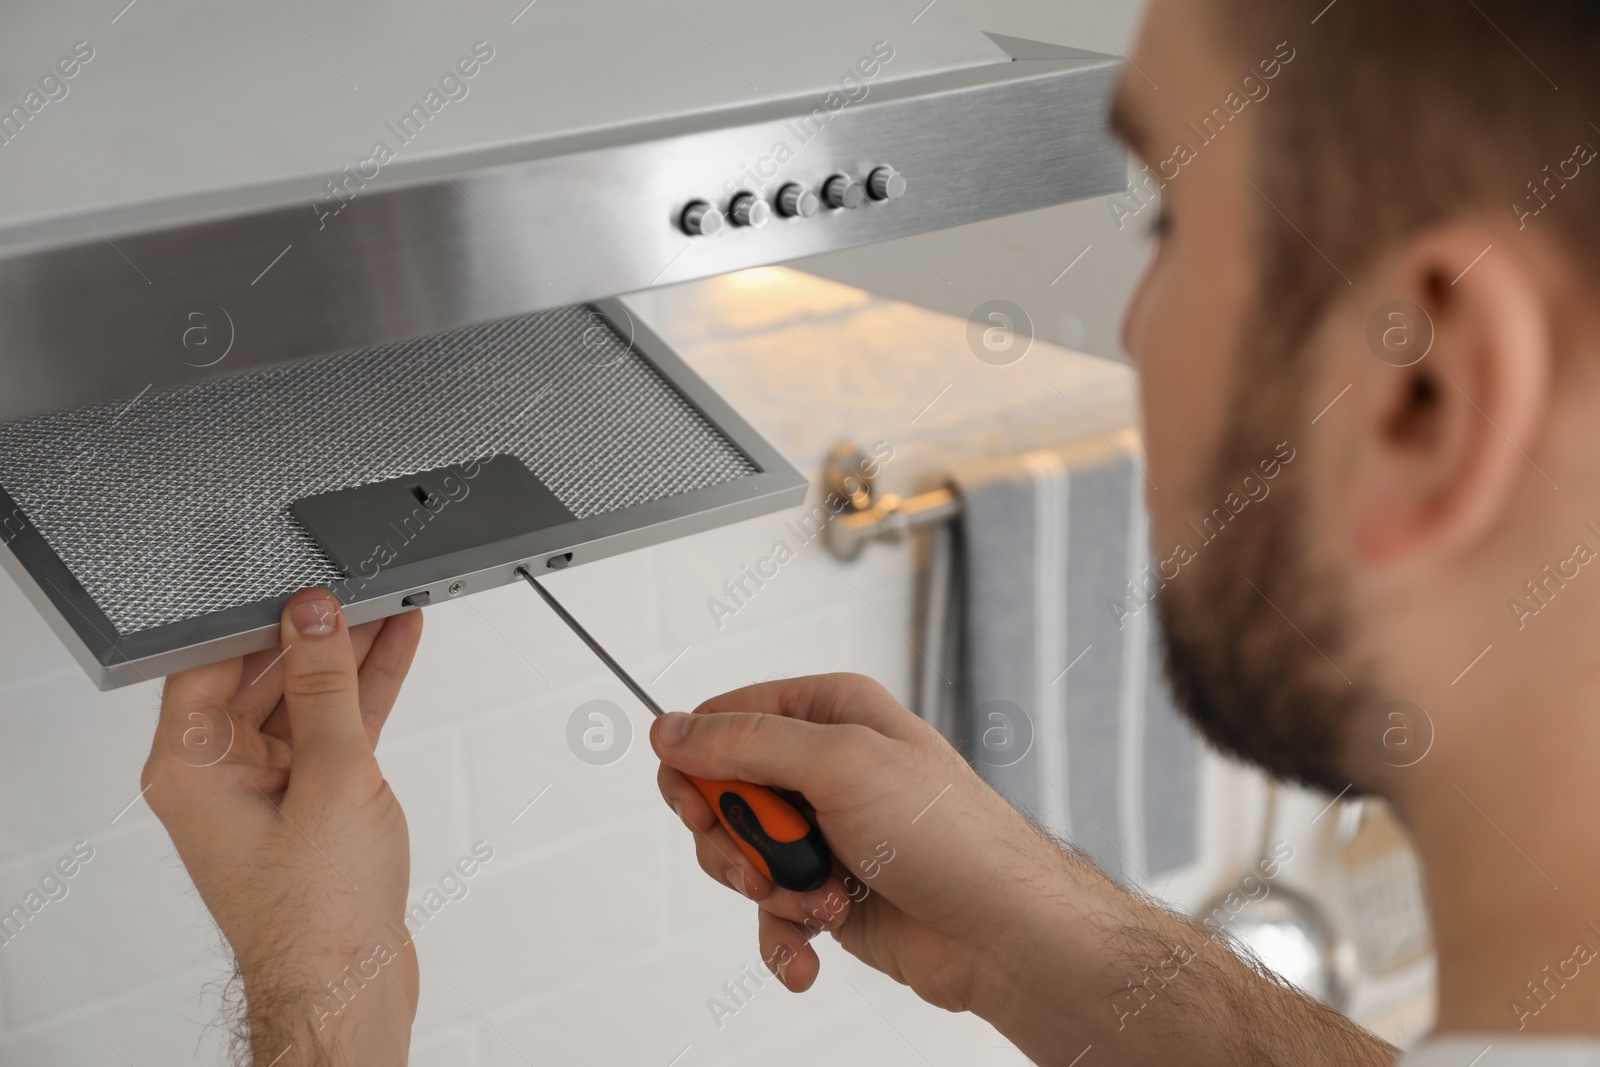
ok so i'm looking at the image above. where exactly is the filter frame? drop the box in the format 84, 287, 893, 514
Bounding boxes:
0, 300, 806, 689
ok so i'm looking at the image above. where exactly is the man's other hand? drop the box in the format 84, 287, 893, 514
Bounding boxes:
143, 589, 423, 1066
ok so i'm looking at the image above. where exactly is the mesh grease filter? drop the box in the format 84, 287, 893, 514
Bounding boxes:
0, 305, 755, 634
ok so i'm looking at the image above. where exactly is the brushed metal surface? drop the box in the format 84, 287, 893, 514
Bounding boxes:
0, 0, 1009, 234
0, 41, 1122, 424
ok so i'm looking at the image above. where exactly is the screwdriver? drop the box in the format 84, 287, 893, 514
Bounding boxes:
517, 567, 834, 893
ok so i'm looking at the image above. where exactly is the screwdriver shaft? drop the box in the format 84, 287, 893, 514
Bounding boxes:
516, 567, 667, 718
517, 567, 834, 892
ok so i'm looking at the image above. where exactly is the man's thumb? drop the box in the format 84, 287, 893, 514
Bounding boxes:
279, 589, 370, 780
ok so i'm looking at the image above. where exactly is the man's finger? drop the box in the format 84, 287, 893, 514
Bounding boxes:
650, 709, 874, 799
357, 608, 424, 745
694, 674, 922, 741
233, 647, 292, 731
255, 618, 387, 741
349, 618, 388, 669
151, 658, 243, 767
278, 589, 371, 782
158, 658, 243, 725
658, 763, 713, 827
759, 907, 820, 992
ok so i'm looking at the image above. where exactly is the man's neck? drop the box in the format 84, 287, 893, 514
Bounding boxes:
1403, 705, 1600, 1038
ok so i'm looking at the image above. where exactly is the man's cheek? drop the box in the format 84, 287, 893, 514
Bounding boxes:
1120, 257, 1161, 364
1146, 482, 1202, 569
1128, 296, 1201, 494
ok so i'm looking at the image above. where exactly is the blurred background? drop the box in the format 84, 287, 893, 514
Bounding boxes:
0, 0, 1437, 1063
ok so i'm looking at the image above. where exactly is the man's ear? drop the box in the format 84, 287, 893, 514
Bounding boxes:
1348, 228, 1553, 566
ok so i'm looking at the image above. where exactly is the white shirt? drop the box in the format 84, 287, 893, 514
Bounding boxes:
1401, 1038, 1600, 1065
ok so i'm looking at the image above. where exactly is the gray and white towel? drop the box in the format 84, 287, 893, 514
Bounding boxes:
917, 433, 1200, 882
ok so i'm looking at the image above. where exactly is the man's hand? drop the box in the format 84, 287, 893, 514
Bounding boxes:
652, 673, 1050, 1010
143, 589, 424, 1067
652, 673, 1395, 1067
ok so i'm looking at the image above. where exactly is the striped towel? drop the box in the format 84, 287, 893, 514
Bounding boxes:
917, 432, 1200, 882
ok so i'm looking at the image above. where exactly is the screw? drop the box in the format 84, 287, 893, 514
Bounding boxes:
448, 581, 465, 595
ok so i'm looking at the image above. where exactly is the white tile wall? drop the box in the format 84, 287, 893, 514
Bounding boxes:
0, 268, 1336, 1064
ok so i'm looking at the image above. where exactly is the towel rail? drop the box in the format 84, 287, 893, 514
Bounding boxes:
822, 442, 959, 561
821, 427, 1144, 562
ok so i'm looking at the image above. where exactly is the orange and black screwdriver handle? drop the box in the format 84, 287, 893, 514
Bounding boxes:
682, 774, 832, 893
519, 569, 834, 894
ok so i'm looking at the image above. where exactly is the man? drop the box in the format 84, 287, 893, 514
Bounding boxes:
146, 0, 1600, 1063
653, 0, 1600, 1063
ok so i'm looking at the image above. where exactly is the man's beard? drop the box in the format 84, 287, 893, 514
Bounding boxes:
1153, 358, 1375, 796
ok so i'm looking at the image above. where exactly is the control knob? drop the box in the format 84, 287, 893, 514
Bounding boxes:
868, 165, 907, 201
729, 192, 772, 229
681, 201, 725, 236
776, 183, 820, 218
822, 174, 865, 209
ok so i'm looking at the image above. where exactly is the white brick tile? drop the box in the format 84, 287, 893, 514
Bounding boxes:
470, 923, 1016, 1067
649, 604, 847, 716
411, 821, 664, 1033
475, 929, 775, 1067
0, 1017, 126, 1067
0, 569, 79, 686
694, 950, 1019, 1067
368, 562, 658, 727
533, 547, 664, 665
411, 1020, 483, 1067
832, 539, 918, 618
383, 590, 581, 740
655, 507, 856, 648
0, 966, 229, 1067
831, 594, 920, 710
0, 821, 215, 1028
0, 671, 162, 860
459, 672, 662, 867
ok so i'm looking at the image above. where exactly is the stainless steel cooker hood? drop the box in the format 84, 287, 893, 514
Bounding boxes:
0, 0, 1124, 688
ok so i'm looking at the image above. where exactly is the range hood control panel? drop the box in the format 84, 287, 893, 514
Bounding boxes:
680, 164, 905, 236
0, 36, 1123, 428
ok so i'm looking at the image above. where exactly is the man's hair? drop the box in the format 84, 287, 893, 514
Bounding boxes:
1221, 0, 1600, 351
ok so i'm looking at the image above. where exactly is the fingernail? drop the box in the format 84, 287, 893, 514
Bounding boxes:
727, 868, 754, 899
659, 711, 692, 746
290, 594, 340, 636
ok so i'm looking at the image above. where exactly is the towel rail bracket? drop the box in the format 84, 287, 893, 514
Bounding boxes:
822, 442, 959, 562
